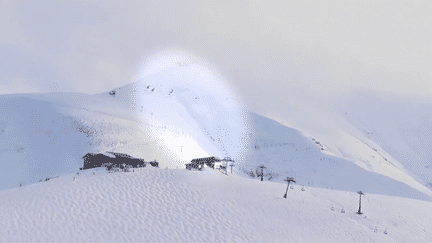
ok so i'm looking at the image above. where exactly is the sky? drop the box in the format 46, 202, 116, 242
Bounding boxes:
1, 0, 431, 114
2, 0, 432, 202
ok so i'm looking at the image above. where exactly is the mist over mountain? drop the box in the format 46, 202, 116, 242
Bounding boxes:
1, 64, 431, 202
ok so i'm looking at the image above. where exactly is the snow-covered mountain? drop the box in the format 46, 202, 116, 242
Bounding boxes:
1, 64, 431, 201
239, 112, 431, 201
337, 91, 432, 189
0, 63, 252, 191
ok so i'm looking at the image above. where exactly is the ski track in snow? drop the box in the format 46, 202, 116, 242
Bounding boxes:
1, 168, 431, 243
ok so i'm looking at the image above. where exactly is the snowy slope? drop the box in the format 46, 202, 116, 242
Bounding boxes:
338, 92, 432, 188
0, 167, 431, 243
1, 63, 432, 201
242, 92, 432, 200
118, 64, 432, 201
0, 63, 252, 191
129, 64, 252, 164
237, 113, 432, 201
0, 94, 92, 190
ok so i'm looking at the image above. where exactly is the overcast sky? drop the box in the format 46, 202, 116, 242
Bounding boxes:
1, 0, 431, 116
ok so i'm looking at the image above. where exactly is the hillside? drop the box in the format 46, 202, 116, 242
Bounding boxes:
0, 167, 431, 243
238, 113, 431, 201
1, 64, 431, 201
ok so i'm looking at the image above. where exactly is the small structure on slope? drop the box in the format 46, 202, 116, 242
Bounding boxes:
222, 157, 234, 168
185, 156, 235, 174
80, 152, 158, 171
185, 156, 222, 171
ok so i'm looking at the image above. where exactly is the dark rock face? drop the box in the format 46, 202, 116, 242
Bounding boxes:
80, 152, 158, 170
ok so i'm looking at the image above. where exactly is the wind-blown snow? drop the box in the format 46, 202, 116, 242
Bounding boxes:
0, 168, 431, 243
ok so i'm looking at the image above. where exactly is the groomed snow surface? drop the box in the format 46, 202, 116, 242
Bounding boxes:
1, 167, 431, 243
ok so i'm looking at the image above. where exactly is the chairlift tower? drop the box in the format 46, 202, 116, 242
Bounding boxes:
357, 191, 364, 215
259, 165, 267, 181
283, 177, 296, 198
229, 163, 235, 174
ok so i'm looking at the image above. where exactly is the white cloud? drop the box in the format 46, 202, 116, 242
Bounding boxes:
0, 0, 430, 101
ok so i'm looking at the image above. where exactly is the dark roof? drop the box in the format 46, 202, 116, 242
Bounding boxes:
190, 156, 221, 164
191, 156, 221, 161
106, 151, 134, 159
80, 152, 155, 170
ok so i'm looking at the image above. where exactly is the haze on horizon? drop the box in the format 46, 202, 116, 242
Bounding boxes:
1, 0, 431, 117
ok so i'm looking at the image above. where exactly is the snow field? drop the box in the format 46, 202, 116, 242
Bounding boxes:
0, 167, 431, 243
